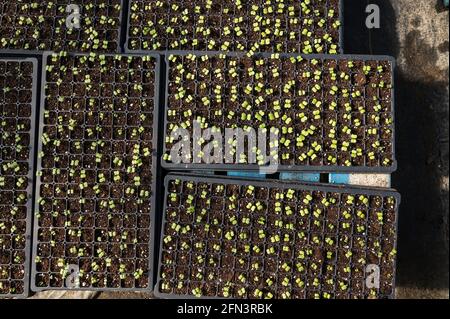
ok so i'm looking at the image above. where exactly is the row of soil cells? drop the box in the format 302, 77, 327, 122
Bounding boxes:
0, 0, 122, 52
127, 0, 341, 53
33, 52, 157, 290
163, 54, 395, 169
158, 176, 399, 299
0, 59, 35, 296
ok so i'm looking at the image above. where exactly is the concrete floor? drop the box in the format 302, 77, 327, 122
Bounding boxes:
386, 0, 449, 299
30, 0, 449, 300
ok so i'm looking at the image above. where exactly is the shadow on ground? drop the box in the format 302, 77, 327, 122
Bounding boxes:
344, 0, 449, 294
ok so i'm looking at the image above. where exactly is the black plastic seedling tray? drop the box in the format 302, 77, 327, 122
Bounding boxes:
0, 0, 125, 55
30, 51, 161, 292
155, 173, 400, 299
0, 57, 38, 298
161, 52, 397, 173
125, 0, 344, 55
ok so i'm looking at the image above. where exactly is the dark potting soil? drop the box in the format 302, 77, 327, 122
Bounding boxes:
164, 54, 395, 169
0, 59, 34, 296
0, 0, 122, 53
128, 0, 341, 53
33, 52, 156, 290
158, 177, 399, 299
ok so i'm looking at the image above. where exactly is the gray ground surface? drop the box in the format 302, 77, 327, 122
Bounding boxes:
30, 0, 449, 299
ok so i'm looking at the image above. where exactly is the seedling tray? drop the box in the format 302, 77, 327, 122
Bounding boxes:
155, 173, 400, 299
0, 57, 38, 298
0, 0, 125, 54
31, 51, 161, 292
162, 52, 397, 173
125, 0, 344, 55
